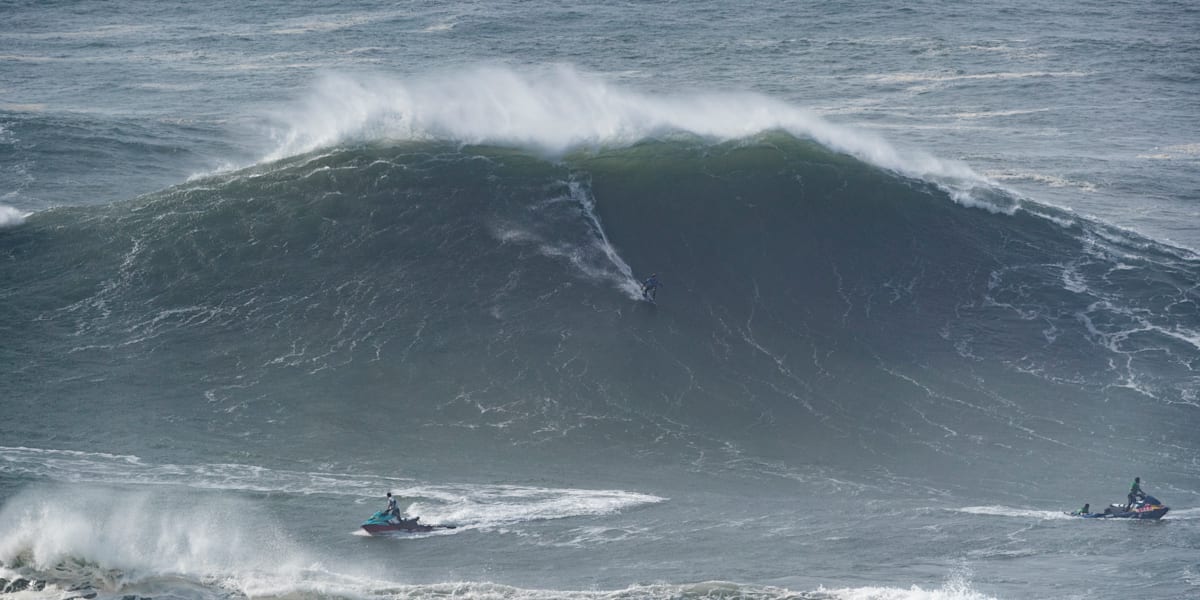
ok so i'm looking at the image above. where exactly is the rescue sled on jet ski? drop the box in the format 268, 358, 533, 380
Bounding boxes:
361, 511, 456, 534
1067, 495, 1169, 520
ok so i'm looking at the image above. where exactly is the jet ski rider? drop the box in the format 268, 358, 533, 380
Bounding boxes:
1126, 477, 1145, 511
385, 492, 402, 521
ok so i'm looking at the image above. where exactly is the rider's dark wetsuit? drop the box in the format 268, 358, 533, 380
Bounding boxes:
642, 275, 660, 301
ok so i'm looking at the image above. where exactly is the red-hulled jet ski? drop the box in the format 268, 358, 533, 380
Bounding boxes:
1066, 495, 1169, 520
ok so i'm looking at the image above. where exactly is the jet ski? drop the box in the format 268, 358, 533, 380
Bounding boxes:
1067, 495, 1169, 520
360, 511, 457, 534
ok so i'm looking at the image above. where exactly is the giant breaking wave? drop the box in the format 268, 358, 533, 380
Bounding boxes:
4, 67, 1199, 497
3, 127, 1197, 492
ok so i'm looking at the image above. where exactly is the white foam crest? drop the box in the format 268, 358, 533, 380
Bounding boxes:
265, 65, 996, 208
0, 486, 313, 583
956, 506, 1073, 520
0, 204, 29, 228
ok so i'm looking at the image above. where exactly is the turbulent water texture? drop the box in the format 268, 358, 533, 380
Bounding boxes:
3, 2, 1200, 600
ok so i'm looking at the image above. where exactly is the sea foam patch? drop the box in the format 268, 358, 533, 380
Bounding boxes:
0, 204, 29, 227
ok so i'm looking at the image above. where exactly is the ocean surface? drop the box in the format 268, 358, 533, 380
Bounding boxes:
2, 2, 1199, 599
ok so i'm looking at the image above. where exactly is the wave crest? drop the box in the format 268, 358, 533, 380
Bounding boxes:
265, 65, 1004, 209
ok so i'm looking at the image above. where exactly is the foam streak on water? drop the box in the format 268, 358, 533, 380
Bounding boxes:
0, 447, 664, 527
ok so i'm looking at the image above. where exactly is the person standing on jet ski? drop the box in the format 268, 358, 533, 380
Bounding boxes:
385, 492, 402, 521
1126, 477, 1145, 510
384, 491, 421, 526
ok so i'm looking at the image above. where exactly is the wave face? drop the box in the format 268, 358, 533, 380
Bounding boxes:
4, 135, 1197, 492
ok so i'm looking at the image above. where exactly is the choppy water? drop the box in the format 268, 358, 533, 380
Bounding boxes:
2, 2, 1199, 599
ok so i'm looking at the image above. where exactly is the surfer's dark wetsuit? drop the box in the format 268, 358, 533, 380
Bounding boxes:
642, 274, 660, 301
